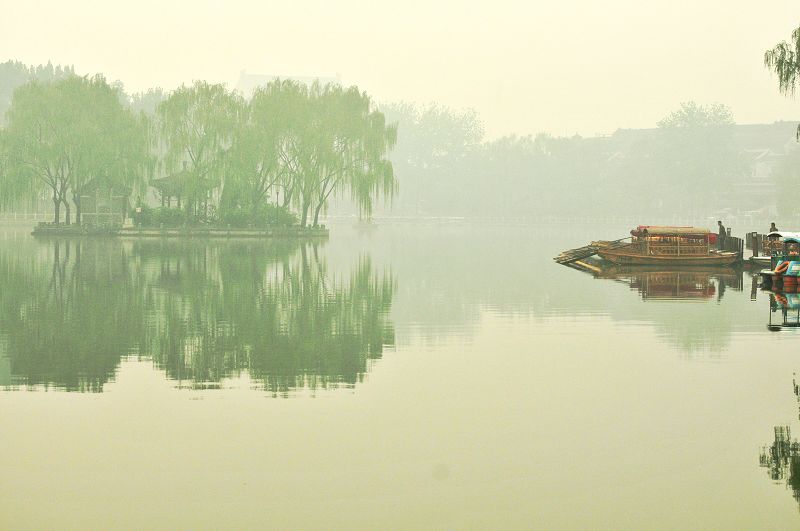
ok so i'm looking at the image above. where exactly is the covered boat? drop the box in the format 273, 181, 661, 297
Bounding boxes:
759, 235, 800, 290
596, 226, 740, 266
763, 231, 800, 256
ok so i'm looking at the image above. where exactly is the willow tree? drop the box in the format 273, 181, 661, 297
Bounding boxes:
345, 104, 398, 223
156, 81, 243, 218
290, 82, 397, 227
0, 61, 75, 125
0, 75, 148, 223
766, 27, 800, 137
223, 80, 299, 216
65, 77, 150, 224
2, 80, 78, 223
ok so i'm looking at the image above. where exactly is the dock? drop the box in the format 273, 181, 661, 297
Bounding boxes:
553, 239, 631, 265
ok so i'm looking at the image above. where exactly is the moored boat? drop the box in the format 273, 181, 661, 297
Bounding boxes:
759, 235, 800, 290
751, 231, 800, 267
596, 226, 740, 266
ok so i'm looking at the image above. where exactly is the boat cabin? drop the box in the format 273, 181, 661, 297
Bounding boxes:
629, 226, 716, 257
784, 236, 800, 257
762, 231, 800, 256
764, 234, 800, 261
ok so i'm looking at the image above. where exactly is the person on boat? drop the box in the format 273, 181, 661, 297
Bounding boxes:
717, 221, 726, 250
770, 222, 779, 233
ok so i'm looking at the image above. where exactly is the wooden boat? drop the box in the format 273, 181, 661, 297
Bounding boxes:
596, 226, 740, 266
758, 235, 800, 289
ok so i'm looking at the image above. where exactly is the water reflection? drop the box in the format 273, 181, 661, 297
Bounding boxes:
760, 376, 800, 507
0, 238, 394, 394
592, 265, 743, 301
759, 426, 800, 504
766, 291, 800, 331
573, 263, 748, 354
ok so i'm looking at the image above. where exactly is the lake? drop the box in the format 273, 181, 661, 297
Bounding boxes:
1, 222, 799, 530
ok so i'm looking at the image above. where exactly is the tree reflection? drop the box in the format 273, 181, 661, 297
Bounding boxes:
759, 376, 800, 506
0, 238, 394, 394
0, 239, 140, 391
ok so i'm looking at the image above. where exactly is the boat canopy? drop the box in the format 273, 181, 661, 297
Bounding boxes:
631, 226, 711, 237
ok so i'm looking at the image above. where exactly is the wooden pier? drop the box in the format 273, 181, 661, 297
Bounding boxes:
553, 239, 631, 265
554, 244, 602, 265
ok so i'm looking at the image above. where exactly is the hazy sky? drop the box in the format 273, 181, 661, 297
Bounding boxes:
2, 0, 799, 138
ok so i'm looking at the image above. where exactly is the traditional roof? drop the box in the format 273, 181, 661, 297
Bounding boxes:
632, 225, 710, 236
150, 171, 214, 197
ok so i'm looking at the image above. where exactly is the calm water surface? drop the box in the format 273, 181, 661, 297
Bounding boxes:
1, 223, 800, 529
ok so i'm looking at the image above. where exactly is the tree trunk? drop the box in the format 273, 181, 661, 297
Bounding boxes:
53, 196, 61, 224
300, 200, 311, 228
73, 194, 81, 226
63, 199, 71, 225
312, 201, 324, 227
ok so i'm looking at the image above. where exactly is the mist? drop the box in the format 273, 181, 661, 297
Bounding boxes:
5, 4, 800, 530
2, 0, 799, 138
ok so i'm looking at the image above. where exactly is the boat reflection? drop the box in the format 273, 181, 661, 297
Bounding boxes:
591, 264, 743, 301
765, 291, 800, 331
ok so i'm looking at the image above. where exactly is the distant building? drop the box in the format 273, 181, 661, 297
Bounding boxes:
235, 70, 342, 98
601, 121, 800, 217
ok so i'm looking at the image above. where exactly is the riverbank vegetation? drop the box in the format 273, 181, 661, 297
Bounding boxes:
0, 61, 397, 228
3, 59, 799, 226
370, 101, 766, 221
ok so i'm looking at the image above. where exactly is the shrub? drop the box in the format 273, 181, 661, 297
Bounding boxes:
131, 204, 153, 227
256, 204, 298, 227
218, 209, 251, 228
152, 207, 186, 227
217, 204, 298, 228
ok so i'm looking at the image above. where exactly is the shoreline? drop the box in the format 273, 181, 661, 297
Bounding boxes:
31, 224, 329, 239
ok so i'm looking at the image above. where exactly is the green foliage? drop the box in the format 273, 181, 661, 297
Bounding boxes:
156, 81, 244, 217
132, 205, 190, 228
218, 203, 297, 228
128, 88, 166, 116
153, 207, 187, 227
156, 79, 397, 227
657, 102, 734, 128
765, 27, 800, 96
765, 27, 800, 140
0, 60, 75, 124
131, 204, 153, 227
0, 64, 396, 227
0, 74, 149, 223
